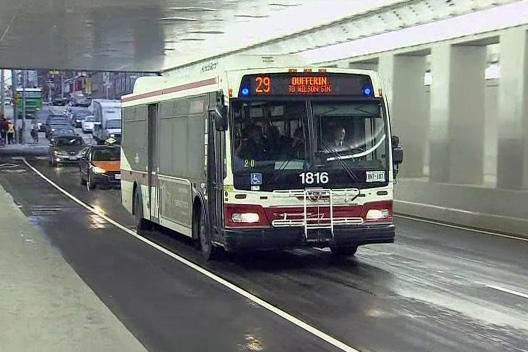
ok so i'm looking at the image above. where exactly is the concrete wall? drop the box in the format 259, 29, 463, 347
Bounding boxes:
343, 27, 528, 236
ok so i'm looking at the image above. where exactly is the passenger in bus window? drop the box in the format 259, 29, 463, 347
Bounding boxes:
265, 125, 283, 159
236, 124, 267, 161
290, 127, 305, 159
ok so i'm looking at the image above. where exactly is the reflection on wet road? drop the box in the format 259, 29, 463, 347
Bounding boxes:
1, 156, 527, 352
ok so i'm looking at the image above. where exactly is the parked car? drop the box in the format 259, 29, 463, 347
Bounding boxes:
79, 145, 121, 189
82, 116, 95, 133
48, 136, 86, 167
91, 100, 121, 144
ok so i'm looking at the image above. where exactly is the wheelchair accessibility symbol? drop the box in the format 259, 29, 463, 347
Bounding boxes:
250, 173, 262, 185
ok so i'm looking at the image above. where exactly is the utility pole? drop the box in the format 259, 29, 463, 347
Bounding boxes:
60, 72, 64, 98
0, 69, 5, 118
21, 70, 26, 143
11, 69, 17, 142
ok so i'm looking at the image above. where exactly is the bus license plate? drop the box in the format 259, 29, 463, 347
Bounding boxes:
115, 174, 121, 180
366, 171, 385, 183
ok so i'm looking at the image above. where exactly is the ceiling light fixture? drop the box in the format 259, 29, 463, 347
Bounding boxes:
160, 17, 199, 22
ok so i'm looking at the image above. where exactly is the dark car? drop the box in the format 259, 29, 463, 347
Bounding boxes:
52, 97, 68, 106
79, 145, 121, 189
71, 109, 91, 128
45, 114, 68, 129
46, 121, 70, 139
45, 114, 67, 123
49, 127, 77, 141
72, 96, 91, 107
48, 136, 85, 167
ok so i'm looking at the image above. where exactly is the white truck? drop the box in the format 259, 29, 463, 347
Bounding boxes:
91, 99, 121, 144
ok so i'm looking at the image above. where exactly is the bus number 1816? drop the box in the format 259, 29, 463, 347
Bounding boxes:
299, 172, 329, 185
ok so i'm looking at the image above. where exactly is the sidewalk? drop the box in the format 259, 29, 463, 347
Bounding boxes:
0, 183, 147, 352
0, 121, 50, 157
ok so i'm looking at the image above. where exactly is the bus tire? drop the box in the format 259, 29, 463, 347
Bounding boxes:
196, 206, 219, 261
330, 245, 358, 257
134, 187, 150, 233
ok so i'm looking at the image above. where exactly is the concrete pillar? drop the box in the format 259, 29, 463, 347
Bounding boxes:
429, 45, 451, 182
391, 55, 428, 177
448, 45, 486, 184
377, 53, 429, 177
428, 44, 486, 184
497, 29, 528, 189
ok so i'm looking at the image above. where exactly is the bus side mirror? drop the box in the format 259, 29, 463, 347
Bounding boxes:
210, 105, 228, 132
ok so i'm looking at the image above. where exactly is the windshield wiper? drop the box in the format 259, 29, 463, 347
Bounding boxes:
320, 141, 361, 183
271, 156, 300, 184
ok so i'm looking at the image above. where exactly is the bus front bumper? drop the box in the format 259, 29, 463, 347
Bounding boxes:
222, 224, 394, 252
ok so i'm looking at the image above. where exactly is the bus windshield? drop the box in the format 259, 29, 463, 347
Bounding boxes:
232, 101, 307, 172
231, 99, 388, 185
314, 101, 386, 170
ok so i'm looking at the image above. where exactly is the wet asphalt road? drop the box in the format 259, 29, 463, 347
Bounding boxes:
1, 155, 527, 352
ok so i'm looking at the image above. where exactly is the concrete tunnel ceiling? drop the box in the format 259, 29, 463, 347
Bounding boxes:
0, 0, 523, 72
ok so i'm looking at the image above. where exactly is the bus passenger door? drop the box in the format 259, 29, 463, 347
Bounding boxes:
147, 104, 159, 222
207, 93, 225, 238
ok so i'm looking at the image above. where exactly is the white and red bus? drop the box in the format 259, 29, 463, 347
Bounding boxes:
120, 55, 403, 259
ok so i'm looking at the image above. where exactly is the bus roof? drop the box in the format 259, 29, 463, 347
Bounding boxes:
123, 54, 382, 105
130, 55, 305, 95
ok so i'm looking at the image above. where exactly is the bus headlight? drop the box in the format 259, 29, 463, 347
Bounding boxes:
92, 166, 106, 174
232, 213, 260, 223
365, 209, 390, 220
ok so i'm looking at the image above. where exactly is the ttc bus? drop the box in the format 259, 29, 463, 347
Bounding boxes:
121, 55, 403, 260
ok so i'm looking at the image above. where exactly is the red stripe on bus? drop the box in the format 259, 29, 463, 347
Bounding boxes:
122, 77, 217, 103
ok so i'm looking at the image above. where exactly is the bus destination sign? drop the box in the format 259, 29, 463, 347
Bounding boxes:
289, 76, 332, 94
240, 73, 373, 97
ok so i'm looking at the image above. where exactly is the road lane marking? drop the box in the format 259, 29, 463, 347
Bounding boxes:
395, 214, 528, 243
21, 158, 359, 352
0, 15, 15, 42
0, 163, 19, 168
486, 284, 528, 300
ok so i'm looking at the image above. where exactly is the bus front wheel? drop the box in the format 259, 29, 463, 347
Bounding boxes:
330, 245, 358, 257
197, 208, 220, 261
